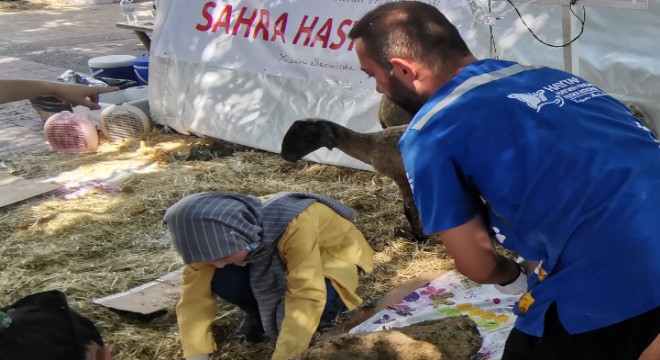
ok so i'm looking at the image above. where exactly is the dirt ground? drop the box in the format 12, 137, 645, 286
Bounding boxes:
296, 316, 483, 360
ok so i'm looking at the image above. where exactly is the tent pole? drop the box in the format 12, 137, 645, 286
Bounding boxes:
561, 4, 573, 73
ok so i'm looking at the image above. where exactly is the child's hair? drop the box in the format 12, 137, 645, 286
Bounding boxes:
0, 290, 105, 360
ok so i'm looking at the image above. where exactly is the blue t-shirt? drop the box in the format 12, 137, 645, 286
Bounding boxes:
399, 59, 660, 336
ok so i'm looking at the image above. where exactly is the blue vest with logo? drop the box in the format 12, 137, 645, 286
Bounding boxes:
399, 59, 660, 336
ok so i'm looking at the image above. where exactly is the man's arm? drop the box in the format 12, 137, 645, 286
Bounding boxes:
438, 214, 521, 285
0, 79, 117, 109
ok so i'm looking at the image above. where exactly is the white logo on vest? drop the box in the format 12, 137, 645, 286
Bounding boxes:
507, 90, 565, 113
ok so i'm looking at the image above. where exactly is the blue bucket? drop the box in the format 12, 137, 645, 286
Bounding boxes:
132, 55, 149, 85
88, 55, 137, 82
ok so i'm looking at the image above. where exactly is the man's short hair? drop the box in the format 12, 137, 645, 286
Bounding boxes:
348, 1, 471, 69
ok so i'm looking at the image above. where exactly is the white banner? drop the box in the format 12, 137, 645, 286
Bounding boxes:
149, 0, 660, 171
153, 0, 474, 87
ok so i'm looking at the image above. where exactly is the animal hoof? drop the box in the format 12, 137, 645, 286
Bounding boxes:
394, 227, 430, 244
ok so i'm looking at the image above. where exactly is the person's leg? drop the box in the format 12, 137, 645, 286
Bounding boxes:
569, 305, 660, 360
503, 303, 660, 360
502, 303, 564, 360
211, 264, 265, 341
317, 278, 348, 332
501, 328, 543, 360
211, 264, 259, 317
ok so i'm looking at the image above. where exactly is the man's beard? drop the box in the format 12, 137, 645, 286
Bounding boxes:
386, 74, 428, 116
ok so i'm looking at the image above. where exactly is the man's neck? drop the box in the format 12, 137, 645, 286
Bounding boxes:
426, 55, 479, 96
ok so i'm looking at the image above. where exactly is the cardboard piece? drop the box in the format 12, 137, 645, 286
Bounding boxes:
92, 268, 182, 315
320, 270, 447, 339
0, 171, 61, 209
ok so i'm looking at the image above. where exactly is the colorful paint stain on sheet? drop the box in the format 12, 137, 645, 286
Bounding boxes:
351, 271, 520, 360
420, 286, 456, 307
437, 303, 510, 330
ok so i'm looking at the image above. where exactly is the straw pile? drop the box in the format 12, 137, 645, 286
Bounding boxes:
0, 1, 47, 12
0, 130, 454, 359
295, 316, 483, 360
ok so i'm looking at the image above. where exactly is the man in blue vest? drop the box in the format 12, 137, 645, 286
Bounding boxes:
349, 2, 659, 359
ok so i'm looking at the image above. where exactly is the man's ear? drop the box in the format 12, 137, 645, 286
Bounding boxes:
390, 57, 417, 83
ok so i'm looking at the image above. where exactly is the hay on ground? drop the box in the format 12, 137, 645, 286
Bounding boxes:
0, 130, 455, 360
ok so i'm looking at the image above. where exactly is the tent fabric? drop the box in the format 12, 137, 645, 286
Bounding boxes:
150, 0, 660, 170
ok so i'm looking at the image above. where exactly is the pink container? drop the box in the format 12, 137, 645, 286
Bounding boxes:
44, 111, 99, 154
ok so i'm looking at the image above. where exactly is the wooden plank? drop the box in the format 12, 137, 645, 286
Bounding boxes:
0, 172, 61, 209
92, 268, 182, 315
0, 172, 20, 186
319, 270, 447, 339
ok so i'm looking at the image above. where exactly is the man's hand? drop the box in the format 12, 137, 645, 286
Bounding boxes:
493, 257, 541, 295
50, 82, 119, 110
0, 79, 118, 110
494, 263, 528, 295
517, 258, 540, 275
